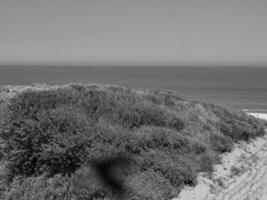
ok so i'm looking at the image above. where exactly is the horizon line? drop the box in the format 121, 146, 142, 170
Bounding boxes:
0, 63, 267, 68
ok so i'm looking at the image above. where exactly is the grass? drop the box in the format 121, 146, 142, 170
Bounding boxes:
0, 84, 265, 200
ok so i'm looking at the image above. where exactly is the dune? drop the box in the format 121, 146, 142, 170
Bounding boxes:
174, 113, 267, 200
0, 84, 266, 200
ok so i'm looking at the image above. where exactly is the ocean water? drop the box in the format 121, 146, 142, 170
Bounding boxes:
0, 66, 266, 111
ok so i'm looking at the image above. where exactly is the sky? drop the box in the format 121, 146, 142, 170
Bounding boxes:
0, 0, 267, 66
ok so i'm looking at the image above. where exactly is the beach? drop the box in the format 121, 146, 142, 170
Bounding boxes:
247, 113, 267, 121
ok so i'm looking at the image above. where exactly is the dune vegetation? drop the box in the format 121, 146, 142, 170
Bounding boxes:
0, 84, 265, 200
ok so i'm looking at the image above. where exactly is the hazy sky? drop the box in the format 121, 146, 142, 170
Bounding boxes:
0, 0, 267, 66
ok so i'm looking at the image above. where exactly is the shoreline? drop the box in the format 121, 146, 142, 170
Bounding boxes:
246, 112, 267, 121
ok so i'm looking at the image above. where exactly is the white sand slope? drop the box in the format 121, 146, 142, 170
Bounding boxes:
247, 113, 267, 121
173, 113, 267, 200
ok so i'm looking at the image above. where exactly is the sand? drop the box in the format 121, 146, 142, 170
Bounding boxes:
247, 112, 267, 121
173, 113, 267, 200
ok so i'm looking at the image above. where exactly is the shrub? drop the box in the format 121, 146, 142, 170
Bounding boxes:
6, 89, 78, 120
114, 103, 184, 130
126, 170, 178, 200
209, 104, 265, 141
230, 166, 243, 177
1, 106, 91, 179
128, 126, 201, 154
138, 150, 197, 188
197, 153, 214, 174
0, 84, 265, 200
1, 175, 73, 200
209, 133, 233, 153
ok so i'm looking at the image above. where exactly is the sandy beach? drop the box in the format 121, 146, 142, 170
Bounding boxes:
247, 113, 267, 121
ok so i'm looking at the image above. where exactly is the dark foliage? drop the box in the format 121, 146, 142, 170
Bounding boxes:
1, 106, 91, 179
0, 84, 265, 200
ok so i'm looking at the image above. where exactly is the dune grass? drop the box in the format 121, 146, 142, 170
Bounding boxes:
0, 84, 265, 200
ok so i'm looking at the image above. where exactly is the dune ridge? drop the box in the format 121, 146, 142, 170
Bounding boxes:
0, 83, 266, 200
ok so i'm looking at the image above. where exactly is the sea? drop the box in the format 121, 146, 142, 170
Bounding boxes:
0, 66, 266, 112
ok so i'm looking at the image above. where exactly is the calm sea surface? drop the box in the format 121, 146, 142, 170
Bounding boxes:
0, 66, 266, 111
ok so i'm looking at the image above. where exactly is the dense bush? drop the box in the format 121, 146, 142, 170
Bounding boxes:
209, 104, 265, 141
209, 133, 233, 153
0, 84, 265, 200
1, 106, 91, 179
138, 150, 197, 188
126, 170, 178, 200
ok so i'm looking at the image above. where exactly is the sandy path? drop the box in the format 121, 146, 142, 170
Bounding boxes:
213, 138, 267, 200
174, 114, 267, 200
